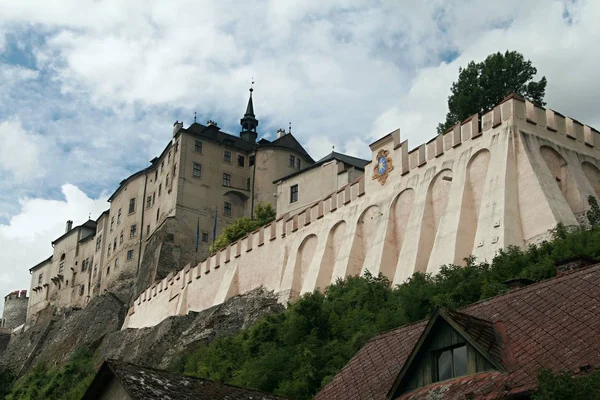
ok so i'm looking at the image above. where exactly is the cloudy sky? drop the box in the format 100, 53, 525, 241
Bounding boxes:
0, 0, 598, 314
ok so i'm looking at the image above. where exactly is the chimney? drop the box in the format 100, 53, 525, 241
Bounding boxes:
502, 277, 534, 291
65, 220, 73, 233
277, 128, 286, 139
173, 120, 183, 136
555, 256, 596, 277
207, 120, 218, 127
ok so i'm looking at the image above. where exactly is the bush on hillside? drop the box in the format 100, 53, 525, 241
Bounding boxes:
210, 202, 276, 254
174, 219, 600, 399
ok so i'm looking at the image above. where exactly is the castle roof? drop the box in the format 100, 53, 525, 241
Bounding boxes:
81, 359, 288, 400
29, 255, 53, 272
274, 151, 368, 183
51, 219, 97, 246
315, 262, 600, 400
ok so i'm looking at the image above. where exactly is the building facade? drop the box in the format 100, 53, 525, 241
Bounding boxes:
26, 89, 320, 318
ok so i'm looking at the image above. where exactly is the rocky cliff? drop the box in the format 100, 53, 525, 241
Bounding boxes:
0, 287, 283, 375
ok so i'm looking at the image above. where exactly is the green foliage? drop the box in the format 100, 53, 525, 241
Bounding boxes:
534, 369, 600, 400
210, 202, 276, 254
438, 50, 547, 134
6, 347, 95, 400
0, 365, 15, 399
587, 195, 600, 228
174, 225, 600, 399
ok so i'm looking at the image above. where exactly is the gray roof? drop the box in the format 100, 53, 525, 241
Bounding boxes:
82, 360, 288, 400
274, 151, 369, 183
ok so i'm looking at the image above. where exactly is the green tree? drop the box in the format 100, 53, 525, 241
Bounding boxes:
587, 195, 600, 228
534, 369, 600, 400
210, 202, 276, 254
438, 50, 547, 134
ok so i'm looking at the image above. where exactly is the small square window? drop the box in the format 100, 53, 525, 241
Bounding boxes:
107, 266, 110, 275
129, 198, 136, 214
156, 208, 160, 222
193, 163, 202, 178
110, 216, 114, 232
290, 184, 298, 203
224, 202, 232, 216
59, 262, 65, 274
153, 192, 156, 205
117, 209, 122, 224
223, 173, 231, 187
224, 150, 232, 163
38, 273, 43, 284
79, 285, 85, 296
237, 155, 245, 167
174, 141, 179, 152
155, 170, 158, 181
113, 237, 117, 249
96, 236, 102, 252
249, 154, 255, 166
127, 249, 134, 260
146, 225, 150, 235
296, 158, 301, 170
289, 155, 295, 168
130, 224, 137, 238
202, 232, 209, 242
195, 140, 203, 153
166, 173, 169, 187
173, 163, 177, 177
119, 231, 124, 244
115, 258, 119, 268
146, 195, 152, 209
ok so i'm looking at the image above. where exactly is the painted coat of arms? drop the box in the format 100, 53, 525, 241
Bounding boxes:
372, 149, 394, 185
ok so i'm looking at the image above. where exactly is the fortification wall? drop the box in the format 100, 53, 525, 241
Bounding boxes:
124, 95, 600, 329
2, 290, 28, 330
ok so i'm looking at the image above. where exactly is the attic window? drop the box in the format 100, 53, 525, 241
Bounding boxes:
434, 344, 467, 382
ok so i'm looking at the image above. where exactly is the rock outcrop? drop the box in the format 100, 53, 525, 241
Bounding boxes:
0, 287, 282, 376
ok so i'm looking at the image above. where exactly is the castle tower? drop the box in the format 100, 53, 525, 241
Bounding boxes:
2, 290, 28, 330
240, 86, 258, 144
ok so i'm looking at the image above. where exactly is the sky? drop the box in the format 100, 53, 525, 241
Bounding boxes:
0, 0, 599, 315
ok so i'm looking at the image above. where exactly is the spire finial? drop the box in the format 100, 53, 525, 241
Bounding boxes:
288, 122, 291, 135
250, 78, 254, 94
194, 112, 197, 123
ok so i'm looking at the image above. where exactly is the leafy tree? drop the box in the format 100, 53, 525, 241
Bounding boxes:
0, 365, 15, 399
438, 50, 547, 133
534, 369, 600, 400
587, 195, 600, 228
210, 202, 276, 254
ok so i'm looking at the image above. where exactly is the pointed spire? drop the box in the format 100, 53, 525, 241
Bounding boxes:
240, 80, 258, 143
245, 87, 255, 117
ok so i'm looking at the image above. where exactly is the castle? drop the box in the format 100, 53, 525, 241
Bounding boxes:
16, 92, 600, 331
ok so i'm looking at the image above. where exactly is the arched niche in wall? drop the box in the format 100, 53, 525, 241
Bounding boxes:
291, 234, 318, 296
315, 221, 347, 291
455, 149, 490, 265
380, 189, 415, 280
415, 168, 453, 273
347, 205, 382, 277
223, 190, 249, 219
582, 161, 600, 200
540, 146, 584, 216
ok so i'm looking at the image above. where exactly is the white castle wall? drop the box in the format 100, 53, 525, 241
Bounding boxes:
123, 95, 600, 329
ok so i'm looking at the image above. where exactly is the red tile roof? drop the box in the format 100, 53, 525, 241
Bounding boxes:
315, 264, 600, 400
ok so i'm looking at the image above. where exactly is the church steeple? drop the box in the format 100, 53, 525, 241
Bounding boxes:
240, 84, 258, 143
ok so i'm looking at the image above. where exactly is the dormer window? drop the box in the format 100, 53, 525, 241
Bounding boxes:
388, 308, 503, 398
434, 344, 467, 382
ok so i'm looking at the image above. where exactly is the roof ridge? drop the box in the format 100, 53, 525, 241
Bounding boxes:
363, 263, 600, 346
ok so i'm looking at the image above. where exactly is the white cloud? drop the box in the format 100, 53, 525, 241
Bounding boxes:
0, 118, 43, 181
0, 184, 107, 314
0, 0, 599, 313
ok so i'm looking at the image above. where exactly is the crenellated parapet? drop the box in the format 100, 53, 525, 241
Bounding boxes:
124, 95, 600, 330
